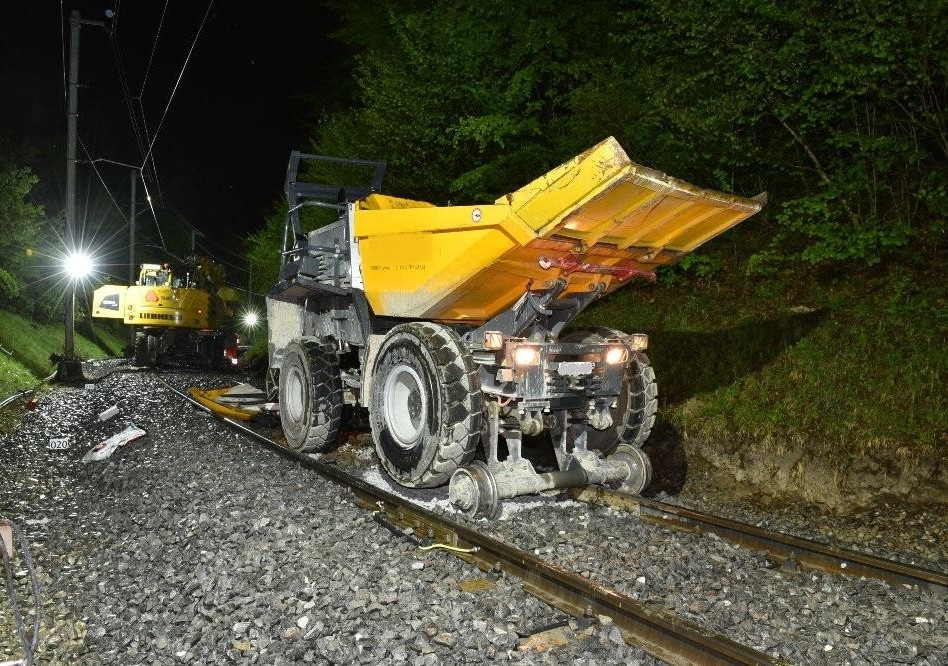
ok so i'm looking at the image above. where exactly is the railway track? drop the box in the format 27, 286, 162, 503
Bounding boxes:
570, 487, 948, 597
164, 380, 778, 665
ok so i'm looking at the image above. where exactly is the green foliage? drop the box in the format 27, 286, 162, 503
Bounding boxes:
305, 0, 946, 268
0, 156, 44, 300
0, 307, 120, 381
577, 262, 947, 456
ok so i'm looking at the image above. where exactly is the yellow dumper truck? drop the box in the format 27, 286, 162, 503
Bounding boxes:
266, 137, 764, 517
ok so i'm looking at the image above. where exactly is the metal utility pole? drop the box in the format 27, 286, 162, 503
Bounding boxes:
129, 169, 137, 285
61, 10, 104, 381
64, 10, 81, 364
129, 169, 137, 351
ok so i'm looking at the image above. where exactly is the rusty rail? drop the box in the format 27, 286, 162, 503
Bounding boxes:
572, 487, 948, 597
164, 380, 778, 665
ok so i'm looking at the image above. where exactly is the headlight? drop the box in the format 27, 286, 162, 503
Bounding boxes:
483, 331, 504, 350
513, 345, 541, 367
629, 334, 648, 351
605, 346, 628, 364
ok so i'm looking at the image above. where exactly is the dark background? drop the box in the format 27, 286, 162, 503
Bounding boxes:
0, 1, 345, 272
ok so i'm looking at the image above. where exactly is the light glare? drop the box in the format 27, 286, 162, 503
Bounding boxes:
64, 252, 93, 279
605, 346, 628, 365
513, 345, 541, 367
242, 311, 260, 328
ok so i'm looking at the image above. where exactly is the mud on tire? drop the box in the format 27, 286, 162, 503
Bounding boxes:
278, 339, 343, 452
370, 322, 482, 488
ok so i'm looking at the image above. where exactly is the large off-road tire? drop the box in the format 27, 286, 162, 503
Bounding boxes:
370, 322, 482, 488
562, 327, 657, 455
278, 339, 343, 452
134, 332, 158, 366
133, 332, 148, 366
202, 336, 226, 370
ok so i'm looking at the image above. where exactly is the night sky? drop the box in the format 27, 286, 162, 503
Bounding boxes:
1, 1, 345, 278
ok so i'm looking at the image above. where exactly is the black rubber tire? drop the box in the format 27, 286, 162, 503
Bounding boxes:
561, 327, 657, 454
370, 322, 482, 488
204, 336, 225, 370
199, 337, 216, 370
133, 332, 148, 366
135, 332, 159, 366
278, 339, 343, 452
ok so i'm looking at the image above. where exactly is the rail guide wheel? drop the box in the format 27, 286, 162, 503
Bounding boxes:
609, 444, 652, 495
448, 461, 499, 519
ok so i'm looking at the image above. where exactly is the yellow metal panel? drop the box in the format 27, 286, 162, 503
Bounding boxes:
91, 286, 125, 319
353, 136, 764, 322
358, 193, 435, 210
356, 204, 532, 318
91, 284, 211, 329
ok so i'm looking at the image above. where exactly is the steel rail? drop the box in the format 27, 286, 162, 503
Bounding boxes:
572, 487, 948, 597
162, 380, 778, 665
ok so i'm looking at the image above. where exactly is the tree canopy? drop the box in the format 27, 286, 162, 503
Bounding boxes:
0, 145, 44, 301
296, 0, 946, 270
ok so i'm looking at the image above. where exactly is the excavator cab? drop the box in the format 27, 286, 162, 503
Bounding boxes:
139, 263, 172, 287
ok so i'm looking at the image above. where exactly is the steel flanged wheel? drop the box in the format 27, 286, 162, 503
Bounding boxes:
278, 339, 342, 452
609, 444, 653, 495
448, 461, 499, 519
370, 322, 482, 488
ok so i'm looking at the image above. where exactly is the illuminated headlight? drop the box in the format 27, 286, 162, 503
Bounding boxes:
513, 345, 541, 367
605, 346, 628, 365
484, 331, 504, 350
629, 334, 648, 351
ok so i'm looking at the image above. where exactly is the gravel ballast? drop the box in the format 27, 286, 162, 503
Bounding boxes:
327, 426, 948, 665
0, 366, 651, 664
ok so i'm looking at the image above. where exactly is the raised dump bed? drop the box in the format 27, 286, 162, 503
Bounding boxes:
352, 136, 764, 321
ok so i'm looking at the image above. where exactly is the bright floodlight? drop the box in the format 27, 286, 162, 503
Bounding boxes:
242, 310, 259, 328
64, 252, 93, 280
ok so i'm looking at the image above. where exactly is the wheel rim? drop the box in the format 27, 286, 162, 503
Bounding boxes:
383, 364, 427, 449
285, 365, 306, 422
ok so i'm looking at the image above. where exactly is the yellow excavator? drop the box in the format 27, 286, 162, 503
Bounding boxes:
92, 258, 240, 368
266, 137, 765, 517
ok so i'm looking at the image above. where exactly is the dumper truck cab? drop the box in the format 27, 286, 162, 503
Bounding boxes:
266, 137, 764, 517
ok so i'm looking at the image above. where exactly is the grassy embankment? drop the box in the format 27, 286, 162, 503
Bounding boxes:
577, 260, 947, 462
0, 308, 124, 429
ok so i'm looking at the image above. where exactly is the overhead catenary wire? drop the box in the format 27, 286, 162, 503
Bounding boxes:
77, 137, 130, 227
58, 0, 67, 112
139, 0, 169, 99
194, 240, 251, 275
78, 137, 168, 253
140, 0, 214, 171
108, 30, 147, 164
138, 176, 166, 249
132, 0, 172, 207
